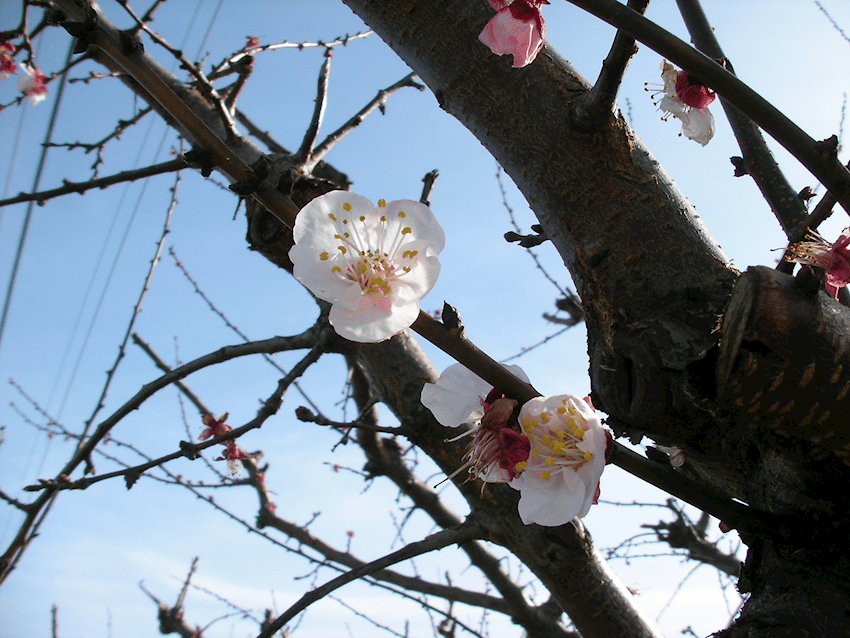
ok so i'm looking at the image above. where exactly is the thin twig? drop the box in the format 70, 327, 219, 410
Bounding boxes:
304, 73, 424, 172
0, 158, 185, 208
675, 0, 808, 239
77, 170, 182, 451
256, 521, 484, 638
295, 50, 333, 165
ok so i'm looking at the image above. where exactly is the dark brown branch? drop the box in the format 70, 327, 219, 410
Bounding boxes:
675, 0, 808, 239
419, 169, 439, 206
52, 0, 301, 228
295, 50, 333, 165
303, 72, 425, 172
564, 0, 850, 215
643, 502, 741, 577
571, 0, 650, 131
132, 333, 208, 417
256, 521, 484, 638
0, 158, 185, 208
26, 330, 331, 493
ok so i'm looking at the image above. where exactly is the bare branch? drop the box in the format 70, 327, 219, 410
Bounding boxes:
563, 0, 850, 215
295, 50, 333, 165
675, 0, 808, 239
256, 521, 485, 638
0, 158, 185, 209
572, 0, 650, 131
304, 72, 425, 172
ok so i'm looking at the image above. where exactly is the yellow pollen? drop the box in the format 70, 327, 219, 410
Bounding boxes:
557, 407, 566, 414
541, 435, 552, 445
551, 441, 566, 454
398, 211, 406, 218
555, 429, 565, 439
401, 227, 412, 235
332, 266, 342, 273
521, 418, 535, 428
381, 215, 387, 222
360, 216, 366, 221
378, 199, 386, 207
358, 262, 368, 274
515, 461, 528, 472
329, 213, 337, 221
584, 451, 594, 461
531, 448, 540, 457
342, 203, 352, 212
342, 219, 349, 224
338, 246, 347, 254
403, 266, 411, 272
567, 417, 576, 427
540, 412, 550, 423
541, 471, 552, 481
319, 252, 329, 261
545, 456, 555, 467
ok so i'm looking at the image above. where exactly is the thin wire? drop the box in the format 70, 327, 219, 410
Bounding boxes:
0, 106, 28, 234
0, 41, 75, 356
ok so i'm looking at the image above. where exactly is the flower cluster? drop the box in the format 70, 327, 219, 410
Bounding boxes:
650, 61, 715, 146
17, 63, 47, 105
422, 364, 610, 526
1, 42, 17, 80
479, 0, 549, 68
289, 191, 445, 343
786, 228, 850, 299
199, 413, 251, 474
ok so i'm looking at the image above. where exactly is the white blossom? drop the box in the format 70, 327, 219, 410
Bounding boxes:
290, 191, 444, 343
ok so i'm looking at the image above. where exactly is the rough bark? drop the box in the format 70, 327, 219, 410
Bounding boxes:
35, 0, 850, 636
339, 2, 850, 637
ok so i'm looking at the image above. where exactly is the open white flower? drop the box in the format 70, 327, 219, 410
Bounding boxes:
651, 61, 716, 146
290, 191, 445, 343
421, 363, 530, 484
511, 394, 608, 526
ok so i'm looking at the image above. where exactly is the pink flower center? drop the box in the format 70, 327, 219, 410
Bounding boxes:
675, 71, 716, 109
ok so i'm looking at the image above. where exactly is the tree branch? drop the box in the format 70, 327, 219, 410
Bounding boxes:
674, 0, 809, 239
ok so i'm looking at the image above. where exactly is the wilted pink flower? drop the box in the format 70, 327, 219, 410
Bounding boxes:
17, 63, 47, 105
511, 394, 609, 526
786, 228, 850, 299
199, 413, 231, 440
1, 42, 17, 80
649, 61, 715, 146
421, 363, 531, 484
289, 191, 445, 343
246, 35, 260, 50
217, 441, 251, 474
479, 0, 548, 68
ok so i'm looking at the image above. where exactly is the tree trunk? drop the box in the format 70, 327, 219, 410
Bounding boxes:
341, 1, 850, 636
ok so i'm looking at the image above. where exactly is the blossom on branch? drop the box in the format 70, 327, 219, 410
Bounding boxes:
786, 228, 850, 299
479, 0, 548, 68
511, 394, 609, 526
1, 43, 17, 80
199, 413, 231, 440
290, 191, 445, 343
17, 64, 47, 105
216, 441, 252, 475
649, 61, 715, 146
421, 363, 531, 483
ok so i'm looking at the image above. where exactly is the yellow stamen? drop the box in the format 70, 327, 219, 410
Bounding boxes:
320, 252, 329, 261
342, 203, 351, 212
541, 471, 552, 481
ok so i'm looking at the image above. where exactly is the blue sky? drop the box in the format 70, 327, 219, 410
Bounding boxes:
1, 1, 849, 637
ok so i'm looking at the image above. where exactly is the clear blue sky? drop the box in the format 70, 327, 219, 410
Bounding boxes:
1, 1, 848, 636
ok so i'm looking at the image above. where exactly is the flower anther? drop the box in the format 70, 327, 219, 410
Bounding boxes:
479, 0, 549, 68
290, 191, 445, 343
511, 394, 608, 526
421, 363, 531, 484
649, 61, 715, 146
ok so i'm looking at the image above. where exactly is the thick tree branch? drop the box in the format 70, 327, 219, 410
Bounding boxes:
674, 0, 808, 239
